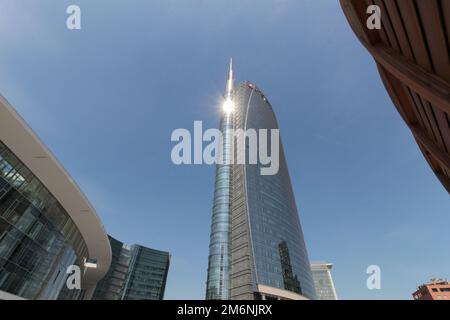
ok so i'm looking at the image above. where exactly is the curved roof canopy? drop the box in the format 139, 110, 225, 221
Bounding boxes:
0, 95, 112, 286
340, 0, 450, 194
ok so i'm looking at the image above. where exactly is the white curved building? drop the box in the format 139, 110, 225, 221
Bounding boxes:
0, 95, 111, 299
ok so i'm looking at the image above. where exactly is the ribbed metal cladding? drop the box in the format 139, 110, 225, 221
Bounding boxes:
205, 110, 234, 300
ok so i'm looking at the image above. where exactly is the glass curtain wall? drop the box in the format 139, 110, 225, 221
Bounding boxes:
0, 140, 88, 299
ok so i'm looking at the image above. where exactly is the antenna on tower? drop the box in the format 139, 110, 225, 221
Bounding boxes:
225, 58, 234, 98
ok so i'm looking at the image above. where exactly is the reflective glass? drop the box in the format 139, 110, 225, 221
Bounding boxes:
0, 140, 88, 299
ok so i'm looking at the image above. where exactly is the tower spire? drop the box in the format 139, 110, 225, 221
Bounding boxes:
225, 58, 234, 98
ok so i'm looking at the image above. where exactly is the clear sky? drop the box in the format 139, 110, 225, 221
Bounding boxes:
1, 0, 449, 300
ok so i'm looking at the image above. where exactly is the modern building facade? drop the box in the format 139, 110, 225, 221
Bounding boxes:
206, 62, 316, 300
121, 244, 170, 300
413, 279, 450, 300
92, 235, 170, 300
340, 0, 450, 194
205, 61, 235, 300
0, 95, 112, 300
311, 262, 338, 300
91, 236, 131, 300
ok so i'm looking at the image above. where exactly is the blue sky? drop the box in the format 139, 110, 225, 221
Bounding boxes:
0, 0, 449, 300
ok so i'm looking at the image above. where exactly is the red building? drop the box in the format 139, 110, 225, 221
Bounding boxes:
413, 279, 450, 300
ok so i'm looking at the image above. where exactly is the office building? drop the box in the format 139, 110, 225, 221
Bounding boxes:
0, 95, 111, 300
311, 262, 338, 300
206, 62, 316, 300
413, 278, 450, 300
340, 0, 450, 194
91, 236, 131, 300
122, 243, 170, 300
92, 235, 170, 300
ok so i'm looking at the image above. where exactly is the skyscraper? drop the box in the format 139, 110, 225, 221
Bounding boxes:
92, 235, 170, 300
206, 62, 316, 300
311, 262, 338, 300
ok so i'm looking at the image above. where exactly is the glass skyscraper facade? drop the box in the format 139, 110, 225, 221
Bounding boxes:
205, 91, 234, 300
206, 64, 316, 300
92, 236, 170, 300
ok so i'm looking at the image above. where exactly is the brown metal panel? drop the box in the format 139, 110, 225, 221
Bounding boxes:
436, 171, 450, 193
442, 0, 450, 51
415, 0, 450, 82
432, 105, 450, 152
382, 0, 414, 59
419, 96, 447, 150
340, 0, 368, 43
412, 124, 450, 171
341, 0, 381, 45
419, 142, 442, 170
419, 143, 450, 193
409, 90, 437, 141
358, 0, 383, 45
403, 86, 429, 131
378, 43, 450, 188
377, 64, 415, 124
396, 0, 433, 71
373, 0, 401, 51
342, 2, 450, 115
367, 0, 391, 46
339, 0, 450, 194
370, 45, 450, 114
